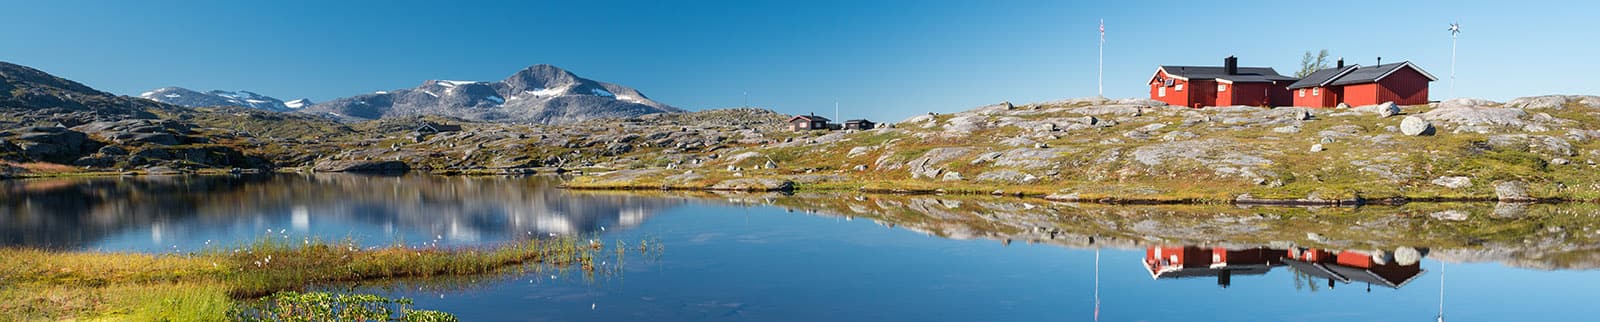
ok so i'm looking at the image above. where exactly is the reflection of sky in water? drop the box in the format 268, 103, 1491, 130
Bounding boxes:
0, 174, 680, 252
370, 205, 1597, 322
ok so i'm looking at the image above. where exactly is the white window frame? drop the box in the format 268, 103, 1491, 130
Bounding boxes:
1217, 84, 1227, 92
1158, 86, 1166, 97
1175, 83, 1184, 91
1312, 88, 1320, 96
1299, 89, 1306, 97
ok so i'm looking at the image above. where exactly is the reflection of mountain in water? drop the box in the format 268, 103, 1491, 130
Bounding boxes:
1143, 245, 1427, 290
0, 174, 681, 249
590, 190, 1600, 271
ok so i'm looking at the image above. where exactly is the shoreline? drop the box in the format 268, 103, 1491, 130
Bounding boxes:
557, 176, 1569, 206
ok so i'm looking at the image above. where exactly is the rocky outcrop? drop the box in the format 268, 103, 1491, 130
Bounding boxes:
313, 160, 410, 173
709, 178, 794, 192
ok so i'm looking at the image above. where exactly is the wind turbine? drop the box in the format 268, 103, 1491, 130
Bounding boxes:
1449, 22, 1460, 99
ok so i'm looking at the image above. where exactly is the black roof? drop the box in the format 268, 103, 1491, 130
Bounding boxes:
791, 114, 831, 122
1282, 259, 1423, 289
1286, 62, 1437, 89
1286, 65, 1359, 89
1159, 66, 1299, 83
844, 119, 872, 123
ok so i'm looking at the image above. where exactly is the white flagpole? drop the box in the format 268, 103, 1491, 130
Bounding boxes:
1098, 19, 1105, 99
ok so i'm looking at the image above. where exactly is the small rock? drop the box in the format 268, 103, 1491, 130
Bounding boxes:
1429, 210, 1470, 221
1308, 144, 1325, 152
1306, 233, 1327, 243
1400, 116, 1434, 136
941, 171, 963, 181
763, 160, 777, 169
1033, 142, 1049, 149
1431, 176, 1471, 189
1492, 202, 1529, 219
1552, 158, 1570, 165
1494, 181, 1535, 202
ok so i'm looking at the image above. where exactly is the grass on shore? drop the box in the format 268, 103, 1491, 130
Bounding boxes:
0, 234, 655, 320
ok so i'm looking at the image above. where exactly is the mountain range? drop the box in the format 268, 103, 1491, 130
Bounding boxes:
298, 64, 680, 124
136, 64, 679, 124
139, 87, 309, 112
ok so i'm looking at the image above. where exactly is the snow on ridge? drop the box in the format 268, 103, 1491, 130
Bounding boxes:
284, 99, 310, 108
164, 94, 182, 98
524, 87, 564, 97
375, 91, 388, 94
590, 88, 615, 97
485, 96, 505, 104
139, 91, 156, 97
436, 80, 480, 88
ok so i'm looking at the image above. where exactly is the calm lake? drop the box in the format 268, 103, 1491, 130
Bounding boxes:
3, 174, 1597, 321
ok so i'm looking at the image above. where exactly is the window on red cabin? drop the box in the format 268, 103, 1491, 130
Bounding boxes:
1299, 89, 1305, 97
1175, 84, 1184, 91
1217, 84, 1227, 92
1158, 86, 1166, 97
1313, 88, 1320, 96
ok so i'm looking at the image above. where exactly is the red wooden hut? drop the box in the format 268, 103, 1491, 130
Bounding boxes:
1149, 56, 1298, 108
1287, 59, 1437, 108
1144, 246, 1287, 288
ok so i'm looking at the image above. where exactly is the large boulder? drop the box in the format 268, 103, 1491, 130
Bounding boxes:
1399, 116, 1434, 136
314, 160, 411, 173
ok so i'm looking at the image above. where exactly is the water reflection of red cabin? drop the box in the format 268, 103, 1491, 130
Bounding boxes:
1284, 248, 1424, 289
1144, 246, 1424, 289
1144, 246, 1287, 288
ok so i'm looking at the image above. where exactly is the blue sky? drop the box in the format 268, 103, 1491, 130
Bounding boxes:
1, 0, 1591, 121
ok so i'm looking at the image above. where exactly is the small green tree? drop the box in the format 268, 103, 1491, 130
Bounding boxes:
1296, 49, 1331, 78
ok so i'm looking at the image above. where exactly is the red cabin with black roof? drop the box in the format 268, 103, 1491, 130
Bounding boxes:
1149, 56, 1298, 108
1287, 59, 1437, 108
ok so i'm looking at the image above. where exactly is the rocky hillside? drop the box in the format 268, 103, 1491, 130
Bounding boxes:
570, 95, 1600, 203
301, 64, 680, 124
1, 63, 300, 172
0, 62, 173, 124
139, 87, 305, 111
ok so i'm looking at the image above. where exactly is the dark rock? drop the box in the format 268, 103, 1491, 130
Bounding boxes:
313, 160, 411, 173
97, 145, 128, 156
128, 133, 180, 145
